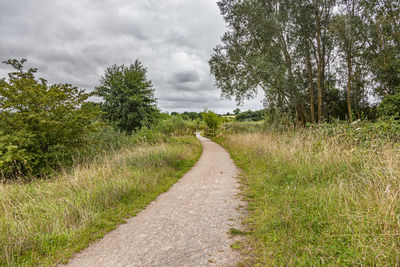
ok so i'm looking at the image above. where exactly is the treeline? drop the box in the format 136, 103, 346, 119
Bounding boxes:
0, 59, 195, 178
210, 0, 400, 124
235, 110, 264, 122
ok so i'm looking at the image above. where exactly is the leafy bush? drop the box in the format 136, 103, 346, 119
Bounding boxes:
202, 111, 221, 130
0, 59, 101, 177
378, 92, 400, 120
156, 115, 200, 136
309, 119, 400, 146
202, 111, 221, 137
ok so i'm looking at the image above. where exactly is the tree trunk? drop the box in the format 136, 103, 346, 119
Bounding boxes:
316, 9, 323, 123
347, 48, 353, 122
306, 51, 315, 124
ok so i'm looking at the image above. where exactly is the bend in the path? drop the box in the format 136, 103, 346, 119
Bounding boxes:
64, 133, 242, 267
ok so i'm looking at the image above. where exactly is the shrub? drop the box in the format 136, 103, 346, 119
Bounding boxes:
0, 59, 101, 177
202, 111, 221, 137
202, 111, 221, 130
378, 92, 400, 120
154, 115, 198, 136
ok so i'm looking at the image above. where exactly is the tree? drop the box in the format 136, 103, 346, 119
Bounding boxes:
236, 109, 264, 121
233, 108, 241, 115
331, 0, 367, 122
0, 59, 101, 177
95, 60, 159, 133
210, 0, 397, 124
361, 0, 400, 98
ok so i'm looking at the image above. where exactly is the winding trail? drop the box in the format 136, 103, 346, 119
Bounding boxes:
64, 133, 243, 267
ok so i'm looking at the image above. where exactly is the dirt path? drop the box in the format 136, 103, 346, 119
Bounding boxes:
64, 133, 243, 267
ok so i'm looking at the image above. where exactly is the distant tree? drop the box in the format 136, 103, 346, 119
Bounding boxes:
171, 112, 179, 116
159, 112, 170, 120
236, 109, 265, 122
95, 60, 159, 133
233, 108, 241, 115
0, 59, 101, 177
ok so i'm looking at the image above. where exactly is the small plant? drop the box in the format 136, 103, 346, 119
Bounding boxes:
229, 228, 250, 235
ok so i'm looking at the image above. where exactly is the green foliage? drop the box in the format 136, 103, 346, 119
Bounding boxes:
235, 109, 264, 122
308, 119, 400, 146
95, 60, 159, 133
154, 115, 199, 136
210, 0, 399, 124
201, 111, 221, 130
377, 92, 400, 120
361, 0, 400, 97
181, 111, 202, 120
0, 59, 101, 177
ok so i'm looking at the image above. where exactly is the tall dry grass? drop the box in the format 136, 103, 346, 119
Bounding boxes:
219, 131, 400, 265
0, 136, 201, 266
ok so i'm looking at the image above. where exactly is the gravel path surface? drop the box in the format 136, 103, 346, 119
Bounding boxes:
64, 133, 243, 267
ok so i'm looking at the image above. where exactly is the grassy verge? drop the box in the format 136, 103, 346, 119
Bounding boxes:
217, 131, 400, 265
0, 135, 201, 266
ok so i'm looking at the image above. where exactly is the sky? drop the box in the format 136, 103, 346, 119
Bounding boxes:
0, 0, 264, 114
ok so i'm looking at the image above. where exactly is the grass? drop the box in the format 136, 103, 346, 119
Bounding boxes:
216, 130, 400, 266
0, 135, 201, 266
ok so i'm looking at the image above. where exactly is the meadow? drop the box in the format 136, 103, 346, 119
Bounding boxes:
217, 122, 400, 265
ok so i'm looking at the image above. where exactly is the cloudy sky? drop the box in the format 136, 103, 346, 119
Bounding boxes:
0, 0, 264, 113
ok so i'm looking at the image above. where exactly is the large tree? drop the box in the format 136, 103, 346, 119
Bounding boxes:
211, 0, 398, 124
210, 0, 335, 124
95, 60, 159, 133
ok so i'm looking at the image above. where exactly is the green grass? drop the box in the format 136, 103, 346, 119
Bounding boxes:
217, 131, 400, 266
0, 136, 201, 266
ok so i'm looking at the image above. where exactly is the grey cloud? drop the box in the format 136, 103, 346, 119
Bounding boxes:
0, 0, 264, 113
171, 71, 199, 84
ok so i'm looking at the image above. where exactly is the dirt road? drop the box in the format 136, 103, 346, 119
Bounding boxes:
64, 133, 243, 267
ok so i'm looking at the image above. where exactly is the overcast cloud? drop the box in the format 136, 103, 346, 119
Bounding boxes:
0, 0, 263, 113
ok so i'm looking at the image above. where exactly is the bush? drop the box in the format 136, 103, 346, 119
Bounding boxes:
154, 115, 198, 136
202, 111, 221, 130
309, 119, 400, 146
0, 59, 102, 178
378, 92, 400, 120
202, 111, 221, 137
